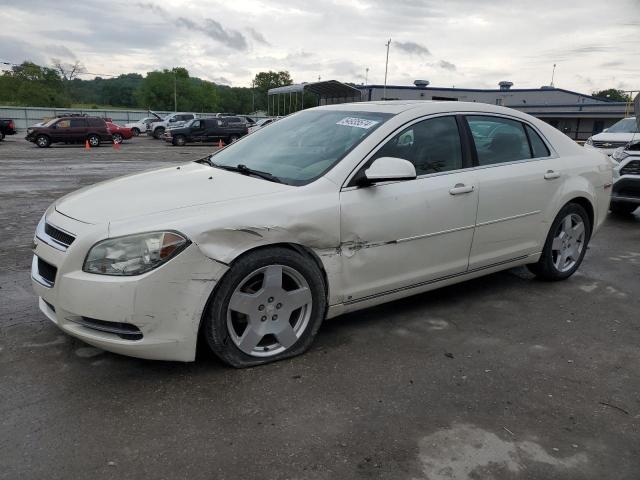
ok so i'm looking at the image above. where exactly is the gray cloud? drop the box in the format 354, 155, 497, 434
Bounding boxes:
439, 60, 456, 71
176, 17, 248, 51
247, 27, 270, 46
394, 41, 431, 56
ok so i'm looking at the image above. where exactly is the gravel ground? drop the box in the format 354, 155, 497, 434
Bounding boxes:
1, 135, 639, 480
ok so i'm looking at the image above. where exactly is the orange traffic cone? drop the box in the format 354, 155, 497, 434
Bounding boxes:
85, 139, 91, 149
218, 139, 224, 148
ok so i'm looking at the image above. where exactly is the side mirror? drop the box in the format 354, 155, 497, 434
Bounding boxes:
602, 128, 609, 133
362, 157, 417, 185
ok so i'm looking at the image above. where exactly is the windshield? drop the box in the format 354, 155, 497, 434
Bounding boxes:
607, 118, 639, 133
208, 110, 392, 185
42, 118, 59, 127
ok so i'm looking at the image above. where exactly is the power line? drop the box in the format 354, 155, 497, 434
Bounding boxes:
0, 59, 120, 78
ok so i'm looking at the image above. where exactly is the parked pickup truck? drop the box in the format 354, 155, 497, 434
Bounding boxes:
0, 118, 17, 140
162, 117, 248, 146
148, 112, 196, 139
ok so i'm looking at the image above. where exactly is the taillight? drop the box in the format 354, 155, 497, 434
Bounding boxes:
8, 120, 14, 129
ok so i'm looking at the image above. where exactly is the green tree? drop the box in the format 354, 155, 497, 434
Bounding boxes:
0, 61, 69, 107
252, 71, 293, 112
592, 89, 630, 102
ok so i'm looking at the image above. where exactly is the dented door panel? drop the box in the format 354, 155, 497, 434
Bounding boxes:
339, 172, 479, 302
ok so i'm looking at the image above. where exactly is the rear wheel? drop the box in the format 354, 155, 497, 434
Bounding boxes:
131, 127, 140, 137
172, 135, 186, 146
36, 135, 50, 148
112, 133, 123, 144
203, 247, 326, 368
527, 203, 591, 281
610, 202, 637, 215
153, 127, 165, 139
87, 134, 100, 147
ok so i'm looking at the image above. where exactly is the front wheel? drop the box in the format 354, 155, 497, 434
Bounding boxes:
36, 135, 50, 148
172, 135, 186, 146
203, 247, 326, 368
112, 133, 123, 144
527, 203, 591, 281
610, 202, 637, 215
153, 127, 164, 139
228, 135, 239, 143
131, 127, 140, 137
87, 134, 100, 147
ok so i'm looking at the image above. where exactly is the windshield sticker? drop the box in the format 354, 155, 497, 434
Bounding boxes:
336, 117, 379, 129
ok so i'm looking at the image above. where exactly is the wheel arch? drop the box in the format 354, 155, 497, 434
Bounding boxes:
567, 196, 595, 233
195, 241, 332, 354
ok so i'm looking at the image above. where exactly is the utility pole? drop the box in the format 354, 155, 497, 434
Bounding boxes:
173, 70, 177, 112
365, 67, 369, 85
550, 63, 557, 88
383, 38, 391, 100
251, 79, 255, 113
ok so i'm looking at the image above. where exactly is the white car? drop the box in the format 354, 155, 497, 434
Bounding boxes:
584, 117, 639, 156
610, 140, 640, 214
31, 101, 612, 366
124, 116, 162, 137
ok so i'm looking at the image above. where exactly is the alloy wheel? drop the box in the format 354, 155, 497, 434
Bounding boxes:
226, 265, 313, 357
551, 213, 585, 272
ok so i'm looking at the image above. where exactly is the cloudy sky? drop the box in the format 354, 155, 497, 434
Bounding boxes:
0, 0, 638, 93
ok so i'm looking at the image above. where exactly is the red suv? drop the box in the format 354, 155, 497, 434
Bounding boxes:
26, 116, 113, 148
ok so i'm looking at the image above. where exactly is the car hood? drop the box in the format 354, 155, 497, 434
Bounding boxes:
592, 132, 638, 142
54, 161, 292, 224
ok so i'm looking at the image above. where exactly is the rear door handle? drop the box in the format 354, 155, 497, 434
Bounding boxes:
544, 170, 561, 180
449, 183, 475, 195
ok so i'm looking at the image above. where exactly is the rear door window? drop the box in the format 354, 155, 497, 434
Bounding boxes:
467, 115, 532, 165
70, 118, 86, 128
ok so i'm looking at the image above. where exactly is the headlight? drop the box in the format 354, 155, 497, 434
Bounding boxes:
83, 231, 189, 276
612, 147, 629, 162
585, 137, 593, 146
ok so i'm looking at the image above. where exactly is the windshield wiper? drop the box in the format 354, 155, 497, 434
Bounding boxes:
210, 162, 284, 184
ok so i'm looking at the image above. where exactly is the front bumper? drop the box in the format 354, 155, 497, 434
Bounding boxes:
611, 176, 640, 204
31, 211, 228, 361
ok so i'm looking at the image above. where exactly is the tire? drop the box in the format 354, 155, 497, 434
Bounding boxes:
87, 134, 100, 147
203, 247, 326, 368
610, 202, 637, 215
153, 127, 165, 139
112, 133, 123, 144
131, 127, 140, 137
527, 202, 591, 281
228, 135, 239, 143
172, 135, 186, 146
0, 132, 4, 141
35, 135, 50, 148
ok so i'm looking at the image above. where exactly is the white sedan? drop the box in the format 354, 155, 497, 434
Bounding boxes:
31, 101, 612, 366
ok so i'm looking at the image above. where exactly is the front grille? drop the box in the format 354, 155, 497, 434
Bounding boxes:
45, 223, 75, 247
620, 160, 640, 176
71, 317, 143, 340
37, 258, 57, 284
592, 140, 628, 149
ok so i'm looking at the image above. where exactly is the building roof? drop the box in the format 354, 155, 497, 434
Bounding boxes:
268, 80, 362, 99
358, 84, 613, 103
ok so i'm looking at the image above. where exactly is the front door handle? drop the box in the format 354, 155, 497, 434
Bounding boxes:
449, 183, 475, 195
544, 170, 561, 180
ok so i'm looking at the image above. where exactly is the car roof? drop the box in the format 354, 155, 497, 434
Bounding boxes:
317, 100, 552, 121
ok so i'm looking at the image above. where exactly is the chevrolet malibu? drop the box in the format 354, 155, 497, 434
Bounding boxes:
31, 101, 612, 367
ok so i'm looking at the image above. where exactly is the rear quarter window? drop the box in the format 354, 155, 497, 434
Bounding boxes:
525, 125, 550, 158
87, 118, 105, 127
